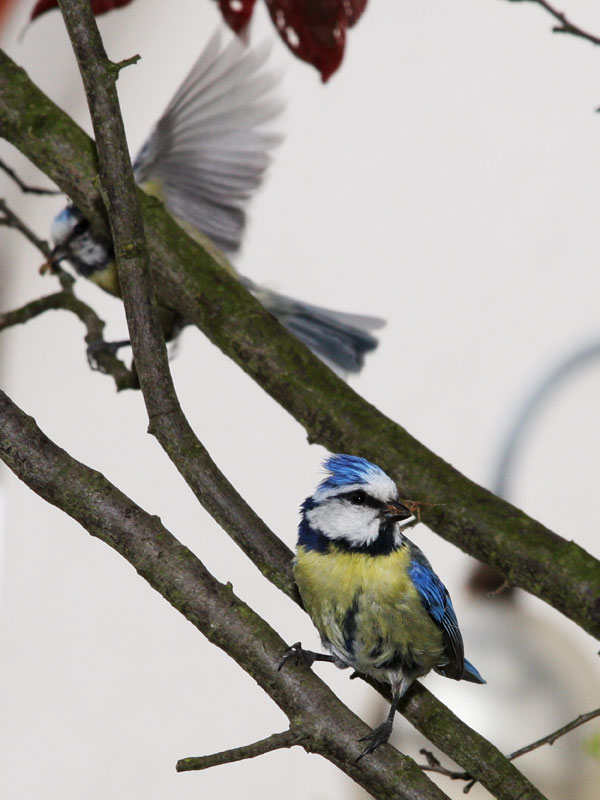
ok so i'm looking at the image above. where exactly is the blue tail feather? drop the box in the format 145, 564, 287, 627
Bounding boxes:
462, 658, 486, 684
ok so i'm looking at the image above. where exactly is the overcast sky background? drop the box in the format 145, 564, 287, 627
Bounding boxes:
1, 1, 600, 798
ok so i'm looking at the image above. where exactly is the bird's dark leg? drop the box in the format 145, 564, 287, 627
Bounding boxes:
356, 690, 402, 762
277, 642, 337, 671
86, 339, 131, 370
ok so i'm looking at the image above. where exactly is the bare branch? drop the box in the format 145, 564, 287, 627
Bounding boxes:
509, 707, 600, 760
0, 388, 454, 800
0, 156, 60, 195
56, 0, 298, 599
0, 282, 137, 392
505, 0, 600, 46
0, 49, 597, 641
177, 729, 303, 773
0, 197, 52, 257
0, 19, 555, 794
419, 749, 472, 787
418, 706, 600, 791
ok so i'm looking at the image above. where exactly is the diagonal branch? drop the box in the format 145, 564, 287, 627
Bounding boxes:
505, 0, 600, 47
0, 389, 549, 800
0, 156, 60, 195
55, 0, 298, 601
418, 705, 600, 789
176, 729, 303, 773
508, 706, 600, 760
0, 388, 453, 800
52, 11, 551, 796
0, 48, 597, 642
0, 196, 52, 256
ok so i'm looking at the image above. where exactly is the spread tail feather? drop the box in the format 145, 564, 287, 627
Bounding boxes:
245, 280, 384, 374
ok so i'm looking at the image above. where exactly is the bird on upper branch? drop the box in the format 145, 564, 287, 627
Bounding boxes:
281, 454, 485, 760
48, 28, 383, 374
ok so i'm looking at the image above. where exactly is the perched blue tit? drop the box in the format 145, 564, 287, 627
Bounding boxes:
49, 30, 383, 373
283, 454, 485, 760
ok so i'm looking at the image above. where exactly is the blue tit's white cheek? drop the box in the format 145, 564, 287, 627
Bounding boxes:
306, 501, 380, 546
74, 234, 110, 269
50, 208, 76, 246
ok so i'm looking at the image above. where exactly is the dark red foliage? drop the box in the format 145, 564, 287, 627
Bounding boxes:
30, 0, 368, 82
217, 0, 257, 33
30, 0, 133, 22
263, 0, 368, 81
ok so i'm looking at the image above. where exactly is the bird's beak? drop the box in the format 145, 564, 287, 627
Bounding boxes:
49, 243, 68, 265
40, 244, 67, 275
381, 500, 413, 522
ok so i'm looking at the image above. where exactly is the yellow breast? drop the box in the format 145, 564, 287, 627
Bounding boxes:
294, 545, 444, 678
89, 261, 120, 296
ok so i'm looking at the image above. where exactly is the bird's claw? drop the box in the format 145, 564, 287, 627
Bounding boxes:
278, 642, 316, 671
355, 720, 393, 762
86, 339, 131, 371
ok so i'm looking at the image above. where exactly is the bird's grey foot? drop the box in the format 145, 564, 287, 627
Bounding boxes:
86, 339, 131, 371
356, 719, 393, 762
277, 642, 336, 671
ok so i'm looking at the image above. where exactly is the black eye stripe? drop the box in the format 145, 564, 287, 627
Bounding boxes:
69, 220, 89, 241
339, 490, 383, 510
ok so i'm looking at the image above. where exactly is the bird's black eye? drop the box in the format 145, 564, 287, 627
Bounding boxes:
72, 219, 89, 237
347, 490, 367, 505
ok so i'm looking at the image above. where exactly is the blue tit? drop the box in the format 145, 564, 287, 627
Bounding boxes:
49, 29, 383, 373
282, 454, 485, 760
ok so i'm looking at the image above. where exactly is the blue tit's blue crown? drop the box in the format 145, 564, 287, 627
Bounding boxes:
317, 454, 390, 494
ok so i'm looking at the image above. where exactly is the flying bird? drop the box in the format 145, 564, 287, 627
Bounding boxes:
282, 454, 485, 760
49, 29, 383, 373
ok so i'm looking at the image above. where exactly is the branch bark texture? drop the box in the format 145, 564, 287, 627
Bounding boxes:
0, 49, 597, 640
0, 388, 453, 800
50, 9, 552, 796
0, 389, 548, 800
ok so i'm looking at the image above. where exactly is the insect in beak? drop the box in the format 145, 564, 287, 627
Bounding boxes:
381, 500, 413, 522
40, 244, 67, 275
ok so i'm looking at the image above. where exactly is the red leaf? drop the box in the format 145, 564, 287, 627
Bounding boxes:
217, 0, 257, 33
263, 0, 367, 82
30, 0, 134, 22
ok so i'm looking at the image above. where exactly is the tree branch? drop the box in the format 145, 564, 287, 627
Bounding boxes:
506, 0, 600, 47
418, 705, 600, 790
54, 0, 299, 601
0, 48, 597, 642
51, 14, 553, 797
0, 156, 60, 195
508, 706, 600, 761
176, 729, 303, 773
0, 197, 52, 257
0, 198, 137, 391
0, 388, 456, 800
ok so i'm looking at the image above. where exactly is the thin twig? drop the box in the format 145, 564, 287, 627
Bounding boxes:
507, 0, 600, 46
176, 729, 303, 773
509, 707, 600, 760
0, 287, 137, 391
58, 0, 299, 600
0, 48, 598, 646
0, 197, 52, 257
0, 156, 60, 195
0, 388, 454, 800
419, 707, 600, 790
53, 8, 550, 798
0, 198, 136, 388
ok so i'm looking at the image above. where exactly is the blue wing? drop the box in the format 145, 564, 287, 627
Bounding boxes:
408, 548, 465, 680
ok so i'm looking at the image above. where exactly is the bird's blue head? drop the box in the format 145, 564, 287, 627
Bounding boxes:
299, 454, 413, 553
314, 454, 394, 499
